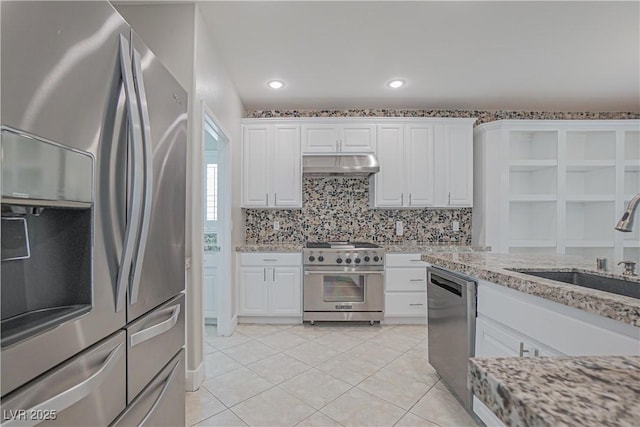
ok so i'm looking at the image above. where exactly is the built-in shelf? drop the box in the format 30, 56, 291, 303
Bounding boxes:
509, 195, 558, 202
566, 130, 616, 162
473, 120, 640, 259
509, 130, 558, 161
565, 195, 616, 202
509, 160, 558, 168
509, 240, 557, 248
565, 240, 615, 248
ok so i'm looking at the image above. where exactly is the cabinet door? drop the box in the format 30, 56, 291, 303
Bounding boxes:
405, 125, 435, 207
375, 125, 404, 207
237, 267, 269, 315
272, 125, 302, 207
203, 267, 217, 319
341, 124, 376, 152
446, 124, 473, 206
269, 267, 301, 316
242, 126, 270, 207
475, 316, 522, 357
302, 124, 339, 152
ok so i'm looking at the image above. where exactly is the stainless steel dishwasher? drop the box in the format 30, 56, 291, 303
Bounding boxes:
427, 266, 477, 411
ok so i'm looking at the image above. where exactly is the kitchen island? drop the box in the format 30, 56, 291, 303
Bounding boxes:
423, 252, 640, 426
469, 355, 640, 427
421, 252, 640, 327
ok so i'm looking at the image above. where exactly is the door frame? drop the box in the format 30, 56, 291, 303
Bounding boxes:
201, 102, 233, 336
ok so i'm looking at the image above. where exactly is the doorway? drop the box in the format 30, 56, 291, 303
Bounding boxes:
201, 108, 231, 336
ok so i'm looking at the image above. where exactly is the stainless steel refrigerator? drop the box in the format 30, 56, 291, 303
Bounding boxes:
1, 1, 187, 425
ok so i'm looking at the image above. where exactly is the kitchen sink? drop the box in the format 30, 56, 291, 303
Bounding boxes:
511, 270, 640, 300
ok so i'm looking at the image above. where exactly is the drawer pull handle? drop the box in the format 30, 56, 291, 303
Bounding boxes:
409, 303, 424, 306
263, 259, 277, 262
410, 259, 423, 262
409, 279, 425, 282
131, 305, 181, 347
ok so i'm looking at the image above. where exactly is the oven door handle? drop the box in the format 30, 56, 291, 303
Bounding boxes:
304, 270, 384, 275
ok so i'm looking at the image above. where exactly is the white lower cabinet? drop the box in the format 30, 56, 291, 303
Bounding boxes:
473, 278, 640, 427
384, 254, 428, 323
203, 252, 218, 321
237, 253, 302, 318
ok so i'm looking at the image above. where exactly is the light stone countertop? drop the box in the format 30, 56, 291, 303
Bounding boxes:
469, 355, 640, 427
421, 252, 640, 327
236, 244, 303, 252
384, 244, 489, 253
236, 243, 488, 254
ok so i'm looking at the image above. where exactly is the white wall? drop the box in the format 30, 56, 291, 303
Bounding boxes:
193, 3, 245, 321
115, 2, 246, 390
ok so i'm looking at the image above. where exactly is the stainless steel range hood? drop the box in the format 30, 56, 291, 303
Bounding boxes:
302, 153, 380, 176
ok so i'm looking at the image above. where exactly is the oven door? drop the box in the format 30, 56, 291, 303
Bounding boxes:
303, 268, 383, 312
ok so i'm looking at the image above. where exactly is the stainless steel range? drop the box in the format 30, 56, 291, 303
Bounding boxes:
303, 242, 385, 324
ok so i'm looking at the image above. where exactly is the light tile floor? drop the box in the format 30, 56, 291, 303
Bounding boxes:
187, 323, 479, 427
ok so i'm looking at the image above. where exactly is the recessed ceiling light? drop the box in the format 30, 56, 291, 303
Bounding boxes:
267, 80, 285, 89
387, 79, 406, 89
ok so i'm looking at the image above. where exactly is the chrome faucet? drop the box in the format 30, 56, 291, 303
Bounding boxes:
617, 261, 637, 276
616, 193, 640, 232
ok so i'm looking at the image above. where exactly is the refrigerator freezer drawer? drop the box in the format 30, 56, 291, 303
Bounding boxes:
111, 349, 185, 427
126, 294, 185, 403
0, 331, 126, 426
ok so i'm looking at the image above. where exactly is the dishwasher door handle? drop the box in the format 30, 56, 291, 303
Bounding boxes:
429, 276, 463, 297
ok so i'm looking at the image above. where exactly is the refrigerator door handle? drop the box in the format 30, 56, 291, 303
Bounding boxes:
138, 356, 181, 427
116, 34, 144, 313
129, 47, 154, 305
130, 304, 181, 347
2, 343, 124, 427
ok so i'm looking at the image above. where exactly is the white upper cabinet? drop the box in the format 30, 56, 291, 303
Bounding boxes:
241, 124, 301, 208
302, 123, 376, 153
442, 123, 474, 207
242, 126, 269, 207
405, 124, 435, 207
375, 124, 404, 207
373, 119, 474, 208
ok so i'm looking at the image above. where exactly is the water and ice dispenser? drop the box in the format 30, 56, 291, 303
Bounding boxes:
1, 128, 94, 347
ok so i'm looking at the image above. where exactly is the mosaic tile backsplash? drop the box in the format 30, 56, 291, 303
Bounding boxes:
247, 109, 639, 124
245, 178, 471, 245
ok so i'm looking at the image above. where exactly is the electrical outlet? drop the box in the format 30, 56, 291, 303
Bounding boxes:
273, 220, 280, 231
395, 220, 404, 236
452, 221, 460, 232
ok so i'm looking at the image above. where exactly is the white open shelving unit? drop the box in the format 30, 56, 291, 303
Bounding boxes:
473, 120, 640, 264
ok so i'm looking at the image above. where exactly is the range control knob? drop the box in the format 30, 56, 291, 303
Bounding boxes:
373, 256, 380, 262
318, 256, 324, 262
308, 256, 315, 262
364, 256, 370, 262
345, 258, 352, 264
355, 258, 361, 264
336, 258, 343, 264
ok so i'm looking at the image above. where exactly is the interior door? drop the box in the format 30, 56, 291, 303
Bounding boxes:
128, 31, 187, 322
0, 1, 129, 396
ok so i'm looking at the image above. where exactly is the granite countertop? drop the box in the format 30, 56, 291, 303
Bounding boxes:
236, 243, 488, 253
384, 244, 489, 253
236, 244, 303, 252
421, 252, 640, 327
469, 355, 640, 427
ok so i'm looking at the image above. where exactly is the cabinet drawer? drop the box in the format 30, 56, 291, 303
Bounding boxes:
385, 253, 427, 267
385, 292, 427, 317
385, 268, 427, 292
112, 350, 185, 427
1, 331, 126, 426
239, 252, 301, 266
126, 294, 184, 403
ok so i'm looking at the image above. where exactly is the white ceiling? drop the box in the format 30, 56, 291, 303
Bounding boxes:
197, 1, 639, 112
